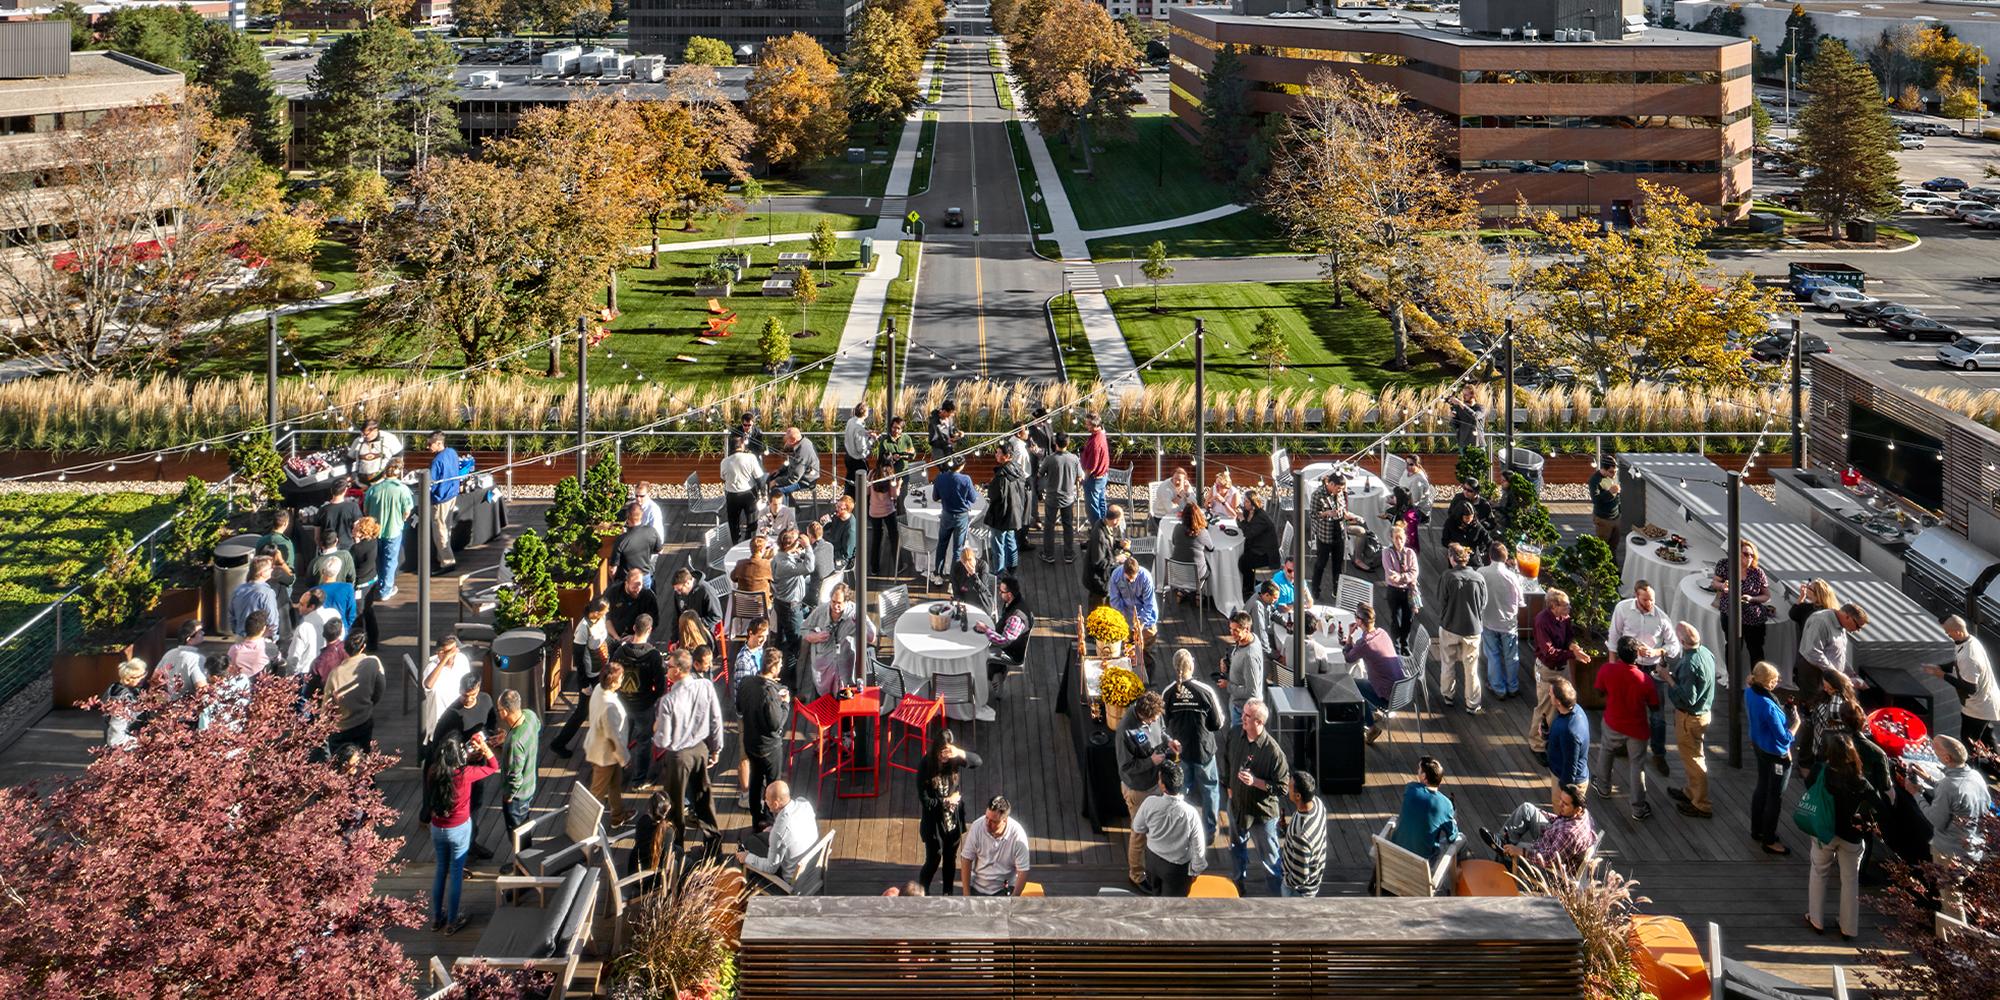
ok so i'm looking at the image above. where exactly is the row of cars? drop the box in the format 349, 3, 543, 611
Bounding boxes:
1807, 287, 1961, 342
1905, 179, 2000, 228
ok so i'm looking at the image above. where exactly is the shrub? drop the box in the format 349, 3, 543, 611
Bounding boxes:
161, 476, 227, 588
1547, 533, 1620, 639
1455, 445, 1490, 488
758, 316, 792, 372
495, 529, 562, 634
1861, 812, 2000, 1000
694, 264, 732, 288
227, 439, 287, 507
608, 861, 745, 1000
542, 476, 602, 587
1498, 471, 1560, 550
76, 530, 161, 648
581, 454, 627, 529
1514, 857, 1652, 1000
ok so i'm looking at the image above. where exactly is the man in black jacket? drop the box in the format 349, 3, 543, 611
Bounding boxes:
1163, 648, 1225, 845
1222, 700, 1290, 895
1237, 491, 1281, 603
984, 443, 1032, 575
664, 569, 719, 633
734, 649, 792, 831
1084, 505, 1128, 601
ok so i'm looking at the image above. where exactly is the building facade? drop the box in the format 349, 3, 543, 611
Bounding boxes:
1674, 0, 1999, 100
628, 0, 867, 58
0, 22, 185, 247
1169, 2, 1755, 219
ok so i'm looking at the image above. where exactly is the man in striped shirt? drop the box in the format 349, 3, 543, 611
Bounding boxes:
1280, 771, 1328, 897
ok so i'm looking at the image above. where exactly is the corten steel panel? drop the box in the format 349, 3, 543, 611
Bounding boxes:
1459, 84, 1733, 117
1808, 355, 2000, 532
1477, 170, 1729, 206
1458, 127, 1726, 161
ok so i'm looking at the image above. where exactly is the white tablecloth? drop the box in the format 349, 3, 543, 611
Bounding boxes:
1619, 533, 1722, 602
1299, 464, 1394, 546
1203, 519, 1247, 616
892, 604, 996, 721
1665, 573, 1731, 688
904, 497, 990, 546
1275, 605, 1357, 684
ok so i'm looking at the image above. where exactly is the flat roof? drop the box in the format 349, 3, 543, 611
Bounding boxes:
1686, 0, 2000, 21
266, 49, 752, 104
1182, 8, 1747, 47
0, 50, 181, 112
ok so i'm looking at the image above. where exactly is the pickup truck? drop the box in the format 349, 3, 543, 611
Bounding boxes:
1788, 262, 1865, 300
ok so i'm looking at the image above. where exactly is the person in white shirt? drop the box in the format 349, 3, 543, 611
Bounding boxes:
1609, 581, 1683, 777
738, 780, 821, 889
154, 619, 208, 699
1931, 616, 2000, 748
349, 419, 404, 484
1477, 541, 1527, 701
1130, 765, 1208, 896
287, 589, 343, 677
842, 402, 874, 489
720, 439, 764, 543
634, 481, 666, 539
419, 635, 472, 749
958, 794, 1032, 896
584, 659, 632, 826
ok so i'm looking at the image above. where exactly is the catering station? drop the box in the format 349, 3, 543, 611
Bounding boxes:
1617, 454, 1961, 737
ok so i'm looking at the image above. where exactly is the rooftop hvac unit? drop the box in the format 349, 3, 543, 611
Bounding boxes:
1500, 26, 1516, 38
632, 54, 666, 81
1580, 29, 1596, 40
467, 70, 502, 89
1523, 27, 1539, 39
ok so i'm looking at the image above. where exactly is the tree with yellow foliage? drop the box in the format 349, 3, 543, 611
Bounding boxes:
747, 33, 849, 169
1510, 181, 1783, 392
1011, 0, 1139, 170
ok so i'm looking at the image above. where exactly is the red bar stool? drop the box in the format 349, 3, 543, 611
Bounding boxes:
835, 685, 884, 798
878, 665, 943, 775
786, 695, 840, 800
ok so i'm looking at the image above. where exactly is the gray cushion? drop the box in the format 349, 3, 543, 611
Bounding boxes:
515, 832, 582, 876
1721, 960, 1836, 1000
474, 908, 554, 959
553, 868, 600, 955
535, 867, 588, 958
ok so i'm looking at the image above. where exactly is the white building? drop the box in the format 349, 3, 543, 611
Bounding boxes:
1673, 0, 2000, 97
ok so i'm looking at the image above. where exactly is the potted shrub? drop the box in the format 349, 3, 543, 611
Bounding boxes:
158, 476, 226, 628
227, 439, 287, 509
53, 530, 163, 708
542, 475, 605, 619
1545, 532, 1620, 708
605, 861, 745, 1000
692, 264, 732, 297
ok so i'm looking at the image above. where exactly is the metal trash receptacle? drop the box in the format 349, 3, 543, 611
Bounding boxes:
211, 533, 262, 633
1497, 446, 1546, 492
491, 628, 550, 716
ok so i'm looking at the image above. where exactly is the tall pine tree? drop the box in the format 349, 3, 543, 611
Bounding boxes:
1198, 44, 1258, 192
1796, 41, 1900, 234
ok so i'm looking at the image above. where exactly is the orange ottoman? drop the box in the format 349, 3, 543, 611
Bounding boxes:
1632, 915, 1711, 1000
1453, 858, 1519, 897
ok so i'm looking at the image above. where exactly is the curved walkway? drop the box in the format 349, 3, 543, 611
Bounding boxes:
1079, 203, 1251, 241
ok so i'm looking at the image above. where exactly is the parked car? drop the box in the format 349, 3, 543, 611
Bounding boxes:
1918, 122, 1957, 136
1848, 301, 1926, 326
1937, 336, 2000, 370
1900, 135, 1928, 149
1812, 286, 1875, 311
1924, 176, 1971, 192
1881, 314, 1962, 341
1947, 200, 1991, 220
1751, 333, 1830, 363
1550, 160, 1589, 173
1965, 210, 2000, 230
1964, 186, 2000, 204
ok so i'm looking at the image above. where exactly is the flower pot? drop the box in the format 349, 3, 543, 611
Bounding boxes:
1105, 698, 1129, 731
594, 534, 616, 594
1575, 648, 1610, 711
557, 586, 593, 623
1095, 639, 1125, 661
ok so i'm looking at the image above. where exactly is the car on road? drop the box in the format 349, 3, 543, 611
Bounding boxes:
1900, 135, 1928, 149
944, 207, 964, 227
1937, 336, 2000, 369
1751, 333, 1830, 363
1812, 286, 1875, 311
1848, 301, 1926, 326
1924, 176, 1971, 192
1966, 210, 2000, 230
1882, 314, 1962, 341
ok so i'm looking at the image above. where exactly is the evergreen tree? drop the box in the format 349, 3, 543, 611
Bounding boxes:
1778, 4, 1822, 71
1796, 41, 1901, 232
1198, 44, 1256, 190
308, 23, 414, 174
189, 23, 286, 165
48, 1, 91, 50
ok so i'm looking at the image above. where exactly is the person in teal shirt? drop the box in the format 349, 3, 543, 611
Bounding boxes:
364, 471, 414, 600
1389, 757, 1459, 861
1665, 623, 1718, 818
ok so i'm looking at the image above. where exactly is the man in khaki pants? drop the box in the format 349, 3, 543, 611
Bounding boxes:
1529, 589, 1591, 763
1436, 543, 1489, 715
1664, 621, 1717, 819
1114, 692, 1175, 890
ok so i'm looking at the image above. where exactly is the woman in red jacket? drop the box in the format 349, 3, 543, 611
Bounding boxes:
424, 732, 499, 934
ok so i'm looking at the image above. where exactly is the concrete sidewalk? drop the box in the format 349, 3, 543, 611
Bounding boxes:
1082, 203, 1251, 241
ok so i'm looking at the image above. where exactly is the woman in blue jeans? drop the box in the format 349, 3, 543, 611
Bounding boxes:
424, 732, 499, 933
1745, 661, 1800, 855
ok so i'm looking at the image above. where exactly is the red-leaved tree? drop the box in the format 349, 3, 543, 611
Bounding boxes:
1861, 811, 2000, 1000
0, 677, 421, 998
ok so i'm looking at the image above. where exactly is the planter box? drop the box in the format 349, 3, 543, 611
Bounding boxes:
52, 619, 164, 709
1575, 648, 1610, 711
692, 282, 731, 297
158, 586, 201, 632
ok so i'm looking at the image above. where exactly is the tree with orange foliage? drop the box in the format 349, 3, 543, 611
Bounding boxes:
1010, 0, 1139, 170
747, 33, 849, 169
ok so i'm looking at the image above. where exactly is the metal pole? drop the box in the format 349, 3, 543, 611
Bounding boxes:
266, 314, 280, 442
1194, 319, 1207, 492
505, 436, 514, 494
1791, 316, 1805, 468
853, 479, 870, 685
1726, 470, 1744, 769
885, 317, 898, 425
1503, 319, 1516, 492
1291, 461, 1307, 681
575, 317, 588, 482
417, 468, 433, 686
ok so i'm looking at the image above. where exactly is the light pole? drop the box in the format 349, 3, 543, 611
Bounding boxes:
1784, 25, 1797, 141
1194, 318, 1207, 491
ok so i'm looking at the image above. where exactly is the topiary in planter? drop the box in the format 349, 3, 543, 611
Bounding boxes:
228, 440, 287, 508
582, 454, 627, 530
161, 476, 227, 589
495, 529, 563, 638
542, 476, 602, 588
1455, 445, 1491, 489
77, 530, 162, 652
1547, 532, 1619, 640
1498, 471, 1561, 551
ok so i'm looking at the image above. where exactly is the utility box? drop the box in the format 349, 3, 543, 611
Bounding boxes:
858, 237, 875, 268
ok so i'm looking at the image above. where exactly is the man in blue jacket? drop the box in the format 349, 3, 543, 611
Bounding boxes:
1545, 677, 1591, 793
427, 432, 461, 571
930, 457, 978, 585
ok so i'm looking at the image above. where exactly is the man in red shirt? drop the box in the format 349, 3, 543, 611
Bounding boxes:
1080, 411, 1110, 523
1592, 635, 1660, 821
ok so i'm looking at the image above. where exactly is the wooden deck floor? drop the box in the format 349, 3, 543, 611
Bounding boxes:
0, 490, 1893, 993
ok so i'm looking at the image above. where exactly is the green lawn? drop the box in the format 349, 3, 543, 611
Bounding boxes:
868, 242, 922, 398
1046, 115, 1237, 231
758, 121, 902, 199
1049, 293, 1099, 384
1704, 201, 1921, 250
989, 46, 1003, 68
911, 115, 939, 196
994, 74, 1015, 111
1088, 208, 1289, 261
1004, 121, 1054, 237
313, 238, 361, 295
648, 210, 872, 247
1108, 282, 1451, 392
0, 491, 176, 637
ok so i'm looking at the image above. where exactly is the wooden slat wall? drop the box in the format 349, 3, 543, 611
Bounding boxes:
737, 897, 1584, 1000
1809, 354, 2000, 531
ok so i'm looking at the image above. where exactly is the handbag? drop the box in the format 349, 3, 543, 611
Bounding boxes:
1792, 768, 1836, 843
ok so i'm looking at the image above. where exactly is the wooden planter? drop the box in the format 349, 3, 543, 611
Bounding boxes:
594, 534, 616, 594
693, 282, 731, 297
52, 618, 166, 709
158, 586, 202, 632
1575, 646, 1611, 711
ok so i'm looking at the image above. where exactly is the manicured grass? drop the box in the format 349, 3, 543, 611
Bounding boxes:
0, 491, 177, 637
911, 115, 939, 196
994, 74, 1015, 111
928, 60, 944, 103
1004, 121, 1054, 237
648, 211, 872, 246
868, 242, 922, 398
1049, 293, 1099, 384
1108, 281, 1452, 392
1045, 114, 1236, 231
1087, 208, 1289, 260
1704, 201, 1921, 250
759, 121, 901, 199
312, 238, 361, 295
989, 46, 1003, 68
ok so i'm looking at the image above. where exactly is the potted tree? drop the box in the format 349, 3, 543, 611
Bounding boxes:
1545, 532, 1620, 709
227, 440, 287, 510
542, 475, 603, 621
53, 531, 163, 708
582, 455, 627, 592
158, 476, 226, 629
495, 528, 564, 709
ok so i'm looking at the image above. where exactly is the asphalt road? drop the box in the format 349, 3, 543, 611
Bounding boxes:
904, 27, 1063, 387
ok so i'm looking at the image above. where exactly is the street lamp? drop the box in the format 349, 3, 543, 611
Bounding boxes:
1784, 25, 1797, 142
